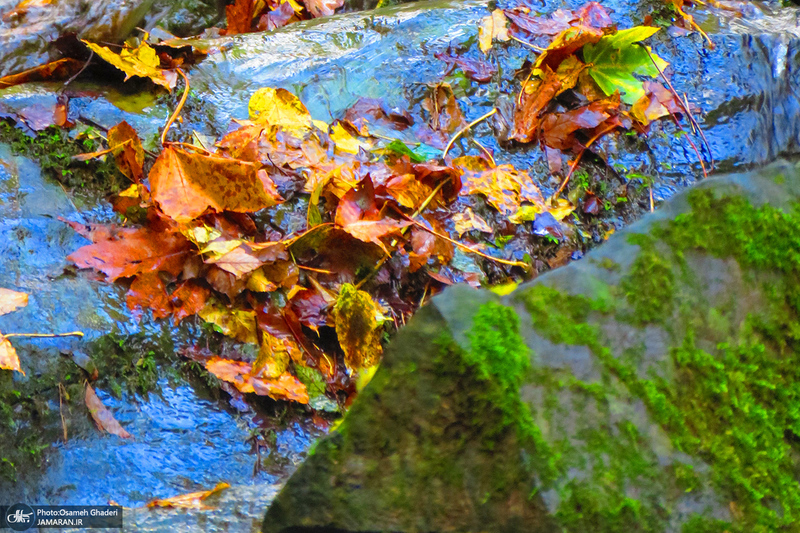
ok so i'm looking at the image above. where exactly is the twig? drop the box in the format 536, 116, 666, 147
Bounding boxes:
161, 68, 189, 145
442, 108, 497, 159
472, 139, 496, 167
61, 51, 94, 91
3, 331, 84, 338
510, 35, 546, 52
58, 383, 68, 443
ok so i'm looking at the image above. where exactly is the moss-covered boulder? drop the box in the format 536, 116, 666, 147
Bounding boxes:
263, 160, 800, 533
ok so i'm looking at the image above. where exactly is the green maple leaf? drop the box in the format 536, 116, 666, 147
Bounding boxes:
583, 26, 669, 105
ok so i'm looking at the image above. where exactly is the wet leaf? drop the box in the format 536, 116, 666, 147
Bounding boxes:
452, 207, 493, 237
147, 482, 231, 509
199, 303, 258, 344
248, 87, 312, 136
83, 40, 174, 90
534, 25, 603, 72
330, 121, 370, 154
0, 335, 23, 375
0, 58, 84, 89
258, 1, 298, 31
170, 280, 211, 323
509, 197, 575, 224
126, 272, 172, 320
67, 227, 191, 281
150, 146, 282, 223
436, 53, 497, 83
85, 383, 132, 438
479, 9, 510, 54
332, 284, 383, 371
512, 66, 562, 143
302, 0, 343, 18
225, 0, 254, 34
459, 164, 545, 215
583, 26, 669, 105
0, 288, 28, 316
383, 174, 432, 209
108, 121, 144, 183
631, 81, 683, 125
335, 179, 410, 253
540, 100, 617, 150
205, 241, 287, 278
205, 357, 309, 403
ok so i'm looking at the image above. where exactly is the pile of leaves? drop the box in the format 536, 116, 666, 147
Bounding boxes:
224, 0, 345, 35
0, 0, 711, 411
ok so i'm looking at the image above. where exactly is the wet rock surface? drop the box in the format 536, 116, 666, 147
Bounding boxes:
264, 160, 800, 532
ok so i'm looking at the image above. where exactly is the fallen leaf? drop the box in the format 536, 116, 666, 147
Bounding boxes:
248, 87, 313, 136
435, 53, 497, 83
303, 0, 343, 18
540, 100, 617, 150
83, 40, 174, 90
108, 121, 144, 183
170, 280, 211, 323
225, 0, 255, 34
85, 383, 132, 438
205, 241, 287, 278
199, 303, 258, 344
460, 164, 546, 215
258, 1, 297, 31
330, 121, 370, 154
126, 272, 172, 320
452, 207, 493, 236
0, 288, 28, 316
631, 81, 683, 125
583, 26, 669, 105
0, 58, 84, 89
205, 357, 309, 403
479, 9, 510, 54
332, 284, 383, 371
150, 146, 282, 223
335, 179, 410, 253
512, 66, 562, 143
67, 227, 191, 281
0, 334, 23, 375
147, 482, 231, 509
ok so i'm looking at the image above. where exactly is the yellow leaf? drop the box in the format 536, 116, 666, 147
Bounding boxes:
330, 122, 370, 154
490, 281, 518, 296
0, 288, 28, 316
355, 364, 378, 392
198, 302, 258, 344
332, 284, 383, 371
478, 9, 510, 54
248, 87, 312, 136
147, 482, 231, 509
246, 268, 278, 292
0, 333, 23, 375
83, 40, 173, 90
452, 207, 493, 237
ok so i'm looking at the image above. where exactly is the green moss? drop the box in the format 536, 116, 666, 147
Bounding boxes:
0, 121, 125, 192
619, 233, 675, 325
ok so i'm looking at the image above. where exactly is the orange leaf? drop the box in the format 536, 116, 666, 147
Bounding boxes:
540, 100, 615, 150
147, 482, 231, 509
205, 242, 287, 278
334, 178, 410, 252
0, 58, 84, 89
0, 333, 23, 375
460, 164, 544, 215
170, 280, 211, 323
85, 383, 132, 438
512, 66, 562, 143
225, 0, 255, 34
150, 146, 283, 223
205, 357, 309, 403
126, 272, 173, 320
67, 227, 191, 281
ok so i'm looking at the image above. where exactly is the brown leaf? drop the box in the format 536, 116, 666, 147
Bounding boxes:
0, 333, 23, 375
0, 58, 84, 89
512, 66, 561, 143
0, 288, 28, 316
67, 227, 191, 281
147, 482, 231, 509
335, 179, 410, 253
85, 383, 132, 438
460, 164, 544, 215
150, 146, 282, 223
540, 101, 616, 150
435, 53, 497, 83
452, 207, 493, 237
205, 241, 286, 278
408, 218, 454, 273
226, 0, 255, 34
382, 174, 432, 210
108, 121, 144, 183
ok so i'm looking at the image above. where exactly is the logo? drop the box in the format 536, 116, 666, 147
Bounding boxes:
5, 504, 35, 531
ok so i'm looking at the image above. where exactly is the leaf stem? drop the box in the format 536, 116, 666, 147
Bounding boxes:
442, 108, 497, 159
161, 68, 190, 146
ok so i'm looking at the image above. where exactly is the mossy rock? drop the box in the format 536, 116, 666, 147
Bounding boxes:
263, 160, 800, 533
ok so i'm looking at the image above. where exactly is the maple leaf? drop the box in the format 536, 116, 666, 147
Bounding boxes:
583, 26, 669, 105
631, 81, 683, 125
107, 121, 144, 183
332, 284, 384, 371
459, 164, 545, 215
204, 241, 287, 278
150, 146, 282, 223
147, 482, 231, 509
205, 357, 309, 403
85, 383, 132, 438
83, 40, 175, 90
67, 227, 191, 281
248, 87, 313, 136
479, 9, 510, 54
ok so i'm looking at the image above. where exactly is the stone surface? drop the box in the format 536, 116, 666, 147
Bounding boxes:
263, 160, 800, 532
